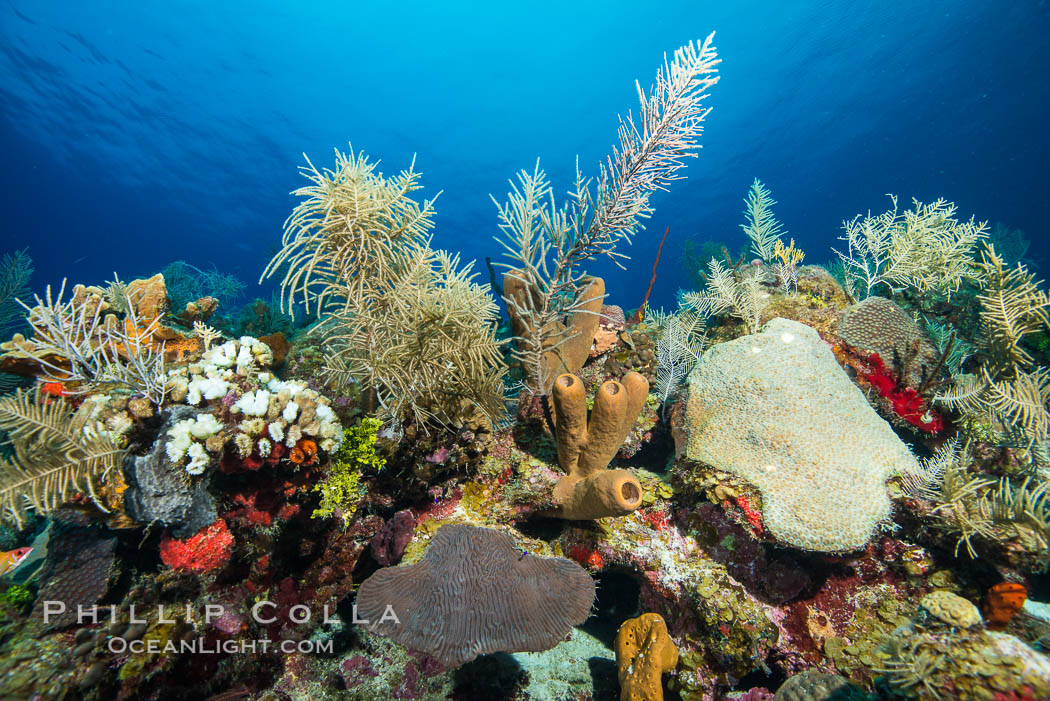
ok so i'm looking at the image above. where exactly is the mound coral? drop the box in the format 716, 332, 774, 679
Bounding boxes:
32, 517, 117, 629
683, 318, 920, 551
836, 296, 940, 388
356, 523, 595, 667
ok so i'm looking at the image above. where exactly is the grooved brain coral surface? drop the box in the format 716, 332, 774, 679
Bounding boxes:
356, 523, 595, 667
685, 318, 919, 552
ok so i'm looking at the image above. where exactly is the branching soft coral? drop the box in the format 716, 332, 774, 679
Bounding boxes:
262, 146, 507, 431
742, 178, 785, 263
493, 34, 720, 395
680, 258, 768, 334
260, 145, 437, 318
833, 195, 987, 300
321, 242, 507, 429
936, 244, 1050, 456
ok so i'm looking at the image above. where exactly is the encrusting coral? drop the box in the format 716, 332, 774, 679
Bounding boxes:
615, 612, 678, 701
548, 372, 648, 520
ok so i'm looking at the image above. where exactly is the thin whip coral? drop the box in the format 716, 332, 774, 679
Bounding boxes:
493, 34, 719, 395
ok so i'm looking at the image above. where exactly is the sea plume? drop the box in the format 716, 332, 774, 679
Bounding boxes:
0, 387, 125, 527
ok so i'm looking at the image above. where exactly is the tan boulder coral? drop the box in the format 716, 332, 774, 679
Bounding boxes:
548, 372, 648, 520
920, 590, 983, 629
836, 296, 939, 388
616, 613, 678, 701
684, 318, 919, 551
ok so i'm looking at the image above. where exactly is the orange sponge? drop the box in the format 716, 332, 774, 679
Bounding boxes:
616, 613, 678, 701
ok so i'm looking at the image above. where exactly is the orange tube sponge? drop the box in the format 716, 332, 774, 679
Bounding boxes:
503, 272, 606, 393
616, 612, 678, 701
549, 372, 647, 520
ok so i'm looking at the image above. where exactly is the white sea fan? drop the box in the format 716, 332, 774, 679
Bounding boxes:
654, 314, 706, 418
899, 437, 960, 499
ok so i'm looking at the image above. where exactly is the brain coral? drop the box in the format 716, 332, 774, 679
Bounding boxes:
684, 318, 919, 551
355, 523, 595, 667
836, 296, 939, 388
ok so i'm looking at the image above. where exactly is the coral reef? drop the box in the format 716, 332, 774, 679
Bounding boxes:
4, 28, 1050, 701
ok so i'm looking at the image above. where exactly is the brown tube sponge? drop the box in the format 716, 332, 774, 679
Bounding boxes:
549, 372, 648, 520
503, 272, 606, 393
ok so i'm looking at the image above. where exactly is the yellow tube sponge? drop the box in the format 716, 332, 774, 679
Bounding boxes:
549, 372, 647, 520
616, 612, 679, 701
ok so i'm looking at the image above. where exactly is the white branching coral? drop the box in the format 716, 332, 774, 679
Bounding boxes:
13, 279, 168, 404
741, 179, 785, 263
654, 313, 706, 417
832, 195, 988, 300
192, 321, 221, 351
493, 34, 720, 395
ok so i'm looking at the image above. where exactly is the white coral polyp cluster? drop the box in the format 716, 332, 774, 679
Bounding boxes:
163, 335, 343, 471
228, 376, 343, 456
166, 413, 224, 474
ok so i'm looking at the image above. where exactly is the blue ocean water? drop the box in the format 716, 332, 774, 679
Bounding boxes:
1, 1, 1047, 309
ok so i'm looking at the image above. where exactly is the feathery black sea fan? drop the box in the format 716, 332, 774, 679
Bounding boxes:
0, 388, 124, 527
